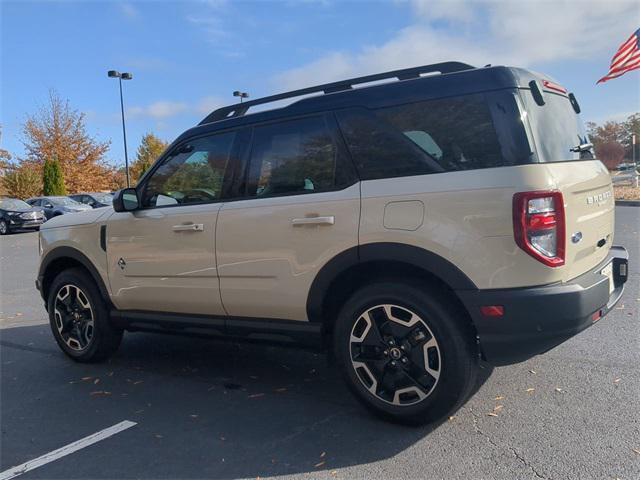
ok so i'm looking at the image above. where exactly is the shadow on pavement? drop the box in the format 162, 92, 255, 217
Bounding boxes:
1, 323, 492, 479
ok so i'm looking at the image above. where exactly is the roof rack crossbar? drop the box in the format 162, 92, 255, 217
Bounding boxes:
199, 61, 474, 125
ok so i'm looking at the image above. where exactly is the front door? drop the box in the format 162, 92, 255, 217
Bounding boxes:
216, 114, 360, 321
107, 130, 237, 316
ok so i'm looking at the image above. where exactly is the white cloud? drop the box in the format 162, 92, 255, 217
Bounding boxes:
129, 101, 189, 119
275, 0, 640, 90
118, 2, 138, 19
128, 96, 228, 120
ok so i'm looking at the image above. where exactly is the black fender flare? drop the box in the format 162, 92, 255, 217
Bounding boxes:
38, 246, 111, 304
306, 242, 477, 323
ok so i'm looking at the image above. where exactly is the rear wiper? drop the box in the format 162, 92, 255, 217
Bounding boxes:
569, 142, 593, 153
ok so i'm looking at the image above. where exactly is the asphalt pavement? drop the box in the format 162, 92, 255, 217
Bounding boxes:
1, 207, 638, 480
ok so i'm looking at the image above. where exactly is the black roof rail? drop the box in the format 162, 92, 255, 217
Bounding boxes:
199, 61, 475, 125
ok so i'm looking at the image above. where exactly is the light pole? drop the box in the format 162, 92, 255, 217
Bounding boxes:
632, 134, 636, 166
108, 70, 133, 187
233, 90, 249, 103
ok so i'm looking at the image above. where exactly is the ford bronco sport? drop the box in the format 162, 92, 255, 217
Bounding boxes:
36, 62, 628, 424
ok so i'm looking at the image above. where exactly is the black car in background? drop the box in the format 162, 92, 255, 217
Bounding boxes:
0, 198, 45, 235
26, 196, 92, 220
68, 192, 113, 208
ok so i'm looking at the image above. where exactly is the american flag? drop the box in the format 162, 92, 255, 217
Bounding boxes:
597, 28, 640, 84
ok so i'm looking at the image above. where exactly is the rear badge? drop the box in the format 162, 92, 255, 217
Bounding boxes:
571, 232, 583, 244
586, 190, 611, 205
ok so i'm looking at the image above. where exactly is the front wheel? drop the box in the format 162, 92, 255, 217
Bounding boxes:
333, 282, 479, 425
47, 268, 123, 362
0, 220, 9, 235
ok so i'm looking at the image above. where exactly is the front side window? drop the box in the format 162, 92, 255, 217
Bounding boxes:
246, 116, 337, 197
141, 132, 235, 207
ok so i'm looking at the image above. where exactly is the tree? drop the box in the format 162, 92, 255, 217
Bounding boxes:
130, 133, 168, 183
2, 164, 41, 199
43, 158, 66, 195
0, 126, 12, 196
587, 113, 640, 169
22, 90, 114, 193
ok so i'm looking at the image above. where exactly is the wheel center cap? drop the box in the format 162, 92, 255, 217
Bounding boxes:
73, 312, 80, 321
389, 347, 402, 360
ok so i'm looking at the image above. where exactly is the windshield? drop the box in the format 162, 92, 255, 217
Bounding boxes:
52, 197, 83, 206
0, 198, 31, 210
520, 90, 593, 162
93, 193, 113, 204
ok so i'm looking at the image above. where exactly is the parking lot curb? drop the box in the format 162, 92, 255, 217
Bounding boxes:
615, 200, 640, 206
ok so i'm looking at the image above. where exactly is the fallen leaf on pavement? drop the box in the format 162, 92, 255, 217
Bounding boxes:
90, 391, 111, 396
614, 378, 622, 383
632, 448, 640, 455
494, 395, 505, 400
529, 370, 536, 374
448, 415, 456, 421
493, 405, 504, 412
526, 388, 535, 393
555, 387, 564, 393
487, 412, 498, 417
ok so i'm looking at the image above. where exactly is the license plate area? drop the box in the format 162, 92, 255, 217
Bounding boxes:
601, 262, 614, 296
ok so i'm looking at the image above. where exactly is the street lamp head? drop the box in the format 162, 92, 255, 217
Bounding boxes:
107, 70, 121, 78
121, 72, 133, 80
233, 90, 249, 99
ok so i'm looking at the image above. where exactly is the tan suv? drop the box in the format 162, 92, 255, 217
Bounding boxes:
36, 62, 629, 424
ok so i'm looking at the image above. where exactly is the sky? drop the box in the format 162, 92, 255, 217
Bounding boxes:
1, 0, 639, 167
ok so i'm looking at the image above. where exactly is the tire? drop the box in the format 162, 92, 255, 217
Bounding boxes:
0, 220, 8, 235
333, 281, 479, 425
47, 267, 123, 362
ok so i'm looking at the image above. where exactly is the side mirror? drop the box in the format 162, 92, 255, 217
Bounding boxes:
113, 188, 140, 212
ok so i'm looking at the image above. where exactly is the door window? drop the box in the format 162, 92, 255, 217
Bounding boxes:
246, 116, 337, 198
141, 132, 235, 208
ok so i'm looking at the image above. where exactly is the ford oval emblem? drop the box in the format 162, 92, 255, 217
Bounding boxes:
571, 232, 583, 244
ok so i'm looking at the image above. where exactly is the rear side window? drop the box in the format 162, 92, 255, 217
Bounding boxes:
337, 94, 510, 180
246, 116, 337, 197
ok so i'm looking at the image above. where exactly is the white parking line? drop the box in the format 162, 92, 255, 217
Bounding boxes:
0, 420, 137, 480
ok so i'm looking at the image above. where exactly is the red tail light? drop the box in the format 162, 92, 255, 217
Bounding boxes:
513, 191, 565, 267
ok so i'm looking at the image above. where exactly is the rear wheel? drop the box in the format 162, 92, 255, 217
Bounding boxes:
334, 281, 479, 425
47, 268, 122, 362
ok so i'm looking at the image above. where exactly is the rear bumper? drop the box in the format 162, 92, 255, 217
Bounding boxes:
457, 246, 629, 366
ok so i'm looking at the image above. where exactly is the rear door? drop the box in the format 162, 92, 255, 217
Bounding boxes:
106, 130, 237, 316
216, 114, 360, 321
520, 88, 615, 281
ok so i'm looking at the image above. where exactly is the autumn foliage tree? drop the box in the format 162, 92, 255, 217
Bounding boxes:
130, 133, 168, 183
22, 90, 114, 192
2, 164, 41, 199
587, 113, 639, 170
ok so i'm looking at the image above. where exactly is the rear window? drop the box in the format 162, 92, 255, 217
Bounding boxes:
336, 93, 522, 180
520, 91, 593, 162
